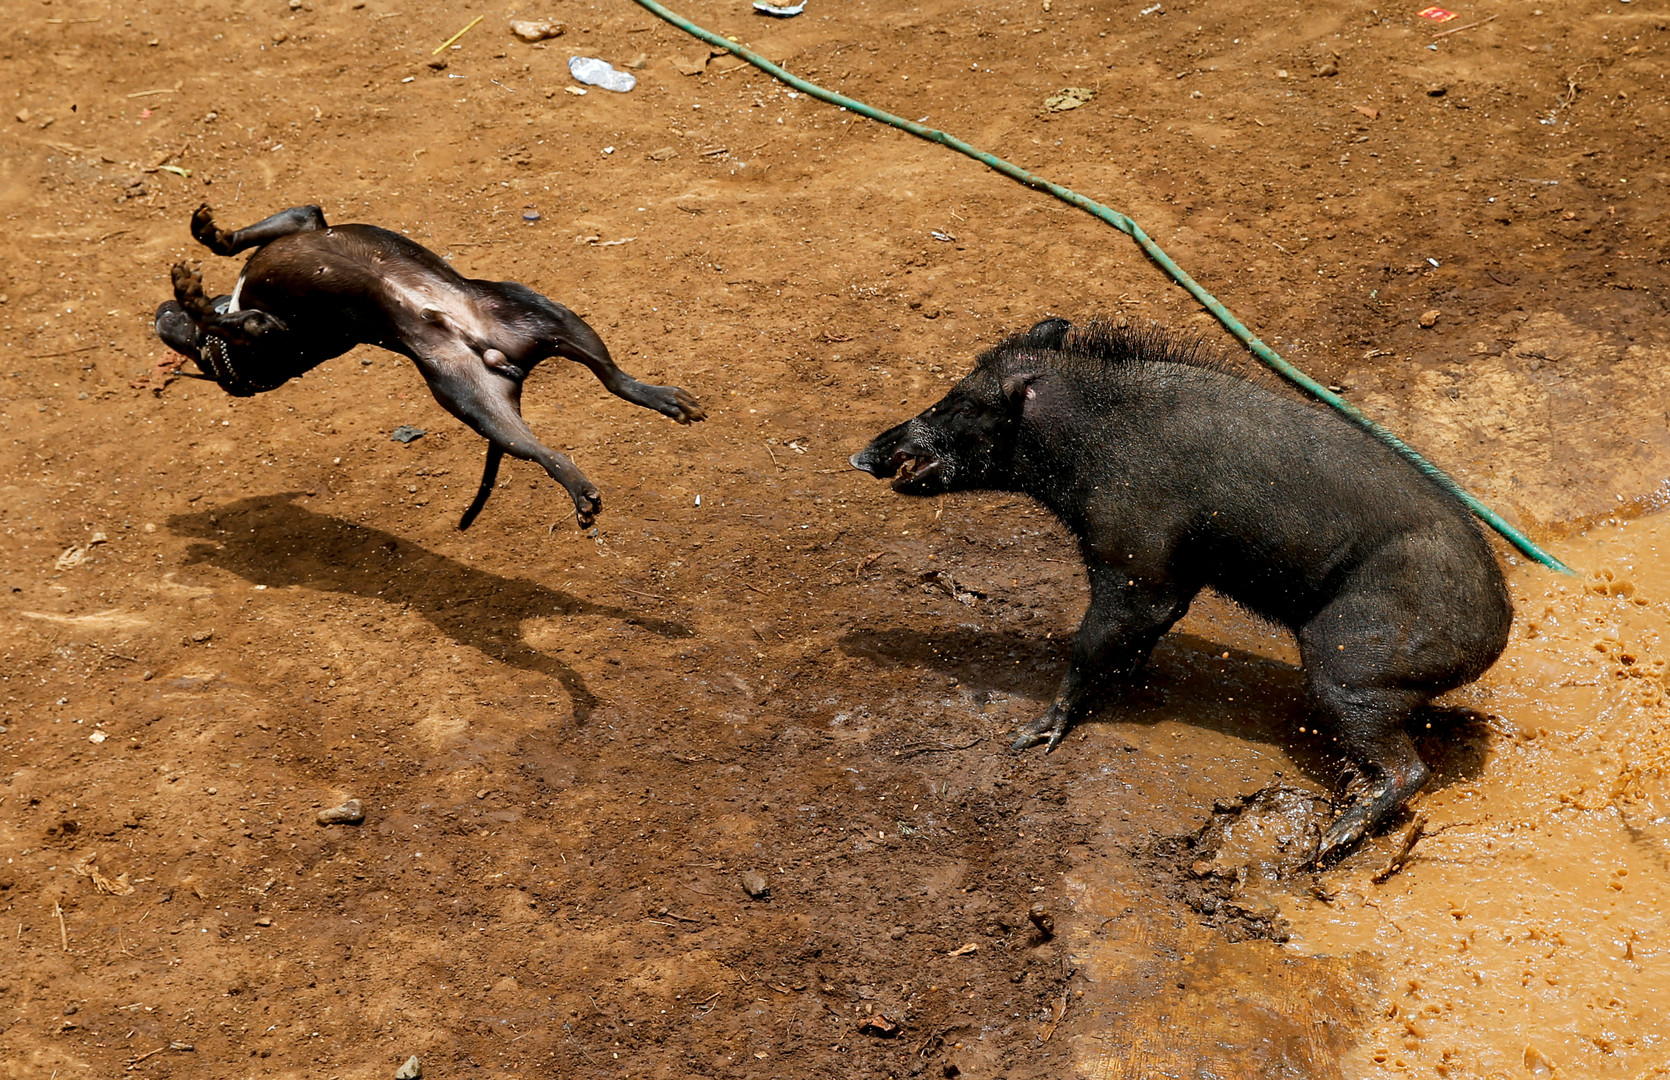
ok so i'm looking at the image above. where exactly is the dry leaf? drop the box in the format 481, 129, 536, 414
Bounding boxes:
71, 852, 136, 896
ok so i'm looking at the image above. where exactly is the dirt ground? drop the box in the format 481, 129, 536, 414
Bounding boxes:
2, 0, 1668, 1078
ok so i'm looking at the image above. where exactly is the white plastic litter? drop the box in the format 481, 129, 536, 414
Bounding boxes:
754, 1, 805, 16
568, 56, 636, 92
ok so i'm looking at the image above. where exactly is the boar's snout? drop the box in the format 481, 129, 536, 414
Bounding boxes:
849, 447, 893, 477
851, 422, 914, 478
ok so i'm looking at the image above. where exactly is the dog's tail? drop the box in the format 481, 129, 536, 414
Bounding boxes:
458, 443, 504, 530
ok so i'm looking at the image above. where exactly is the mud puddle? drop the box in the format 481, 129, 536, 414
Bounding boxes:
1055, 512, 1670, 1078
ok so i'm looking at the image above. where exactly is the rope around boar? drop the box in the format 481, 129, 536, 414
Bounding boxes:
628, 0, 1574, 575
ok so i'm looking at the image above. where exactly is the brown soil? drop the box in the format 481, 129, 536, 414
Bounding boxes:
2, 1, 1668, 1078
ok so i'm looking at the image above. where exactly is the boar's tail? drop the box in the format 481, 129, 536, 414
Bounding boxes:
458, 443, 504, 531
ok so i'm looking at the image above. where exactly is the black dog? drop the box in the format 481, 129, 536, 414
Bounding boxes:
154, 204, 704, 529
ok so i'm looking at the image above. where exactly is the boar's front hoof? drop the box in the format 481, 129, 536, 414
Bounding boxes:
1314, 755, 1430, 865
1012, 705, 1073, 753
1314, 805, 1373, 865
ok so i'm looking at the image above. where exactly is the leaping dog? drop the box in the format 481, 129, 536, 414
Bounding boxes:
154, 204, 705, 530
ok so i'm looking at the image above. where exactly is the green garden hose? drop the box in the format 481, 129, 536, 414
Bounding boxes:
629, 0, 1575, 575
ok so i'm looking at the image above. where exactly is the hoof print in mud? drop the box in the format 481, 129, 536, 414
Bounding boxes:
1144, 787, 1335, 943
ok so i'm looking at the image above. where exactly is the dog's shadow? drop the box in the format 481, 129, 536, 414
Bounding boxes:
167, 493, 692, 725
839, 623, 1491, 792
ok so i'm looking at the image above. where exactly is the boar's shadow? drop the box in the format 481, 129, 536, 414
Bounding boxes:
167, 493, 693, 726
839, 624, 1489, 790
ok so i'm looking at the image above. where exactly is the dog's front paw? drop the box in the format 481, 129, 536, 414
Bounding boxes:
171, 262, 214, 317
572, 488, 603, 529
668, 386, 706, 424
640, 383, 705, 424
219, 309, 287, 346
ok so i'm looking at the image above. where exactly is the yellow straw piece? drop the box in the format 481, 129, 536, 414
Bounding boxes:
432, 14, 484, 55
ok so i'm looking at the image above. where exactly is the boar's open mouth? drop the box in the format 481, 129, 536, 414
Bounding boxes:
891, 450, 943, 492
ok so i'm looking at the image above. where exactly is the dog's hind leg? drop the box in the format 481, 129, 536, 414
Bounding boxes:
415, 344, 604, 528
530, 300, 705, 425
191, 204, 327, 257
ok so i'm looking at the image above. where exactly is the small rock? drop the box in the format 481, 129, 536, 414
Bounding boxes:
1426, 84, 1447, 98
1314, 59, 1338, 77
489, 975, 519, 993
1419, 309, 1440, 329
254, 916, 272, 926
15, 108, 30, 123
426, 58, 448, 71
857, 1014, 899, 1038
509, 18, 564, 43
647, 146, 678, 161
190, 630, 213, 644
390, 425, 426, 444
272, 30, 288, 43
624, 53, 649, 69
1027, 903, 1055, 939
740, 870, 770, 899
316, 799, 365, 826
395, 1056, 423, 1080
1043, 86, 1094, 112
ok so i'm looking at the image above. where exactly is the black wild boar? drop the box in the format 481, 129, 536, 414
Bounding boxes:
850, 318, 1512, 860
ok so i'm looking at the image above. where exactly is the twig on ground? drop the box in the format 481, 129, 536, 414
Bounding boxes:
1040, 985, 1070, 1042
432, 14, 483, 54
1433, 13, 1497, 38
896, 736, 984, 759
29, 343, 102, 359
1372, 812, 1428, 884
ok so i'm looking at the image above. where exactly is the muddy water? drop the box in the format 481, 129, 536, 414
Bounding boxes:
1304, 514, 1670, 1079
1063, 513, 1670, 1079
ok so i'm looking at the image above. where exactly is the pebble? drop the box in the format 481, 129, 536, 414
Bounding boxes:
395, 1056, 423, 1080
509, 18, 564, 42
316, 799, 365, 826
740, 870, 770, 899
1419, 309, 1441, 329
647, 146, 678, 161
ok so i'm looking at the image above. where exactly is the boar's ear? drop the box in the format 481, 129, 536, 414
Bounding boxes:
1022, 317, 1071, 349
1001, 372, 1041, 408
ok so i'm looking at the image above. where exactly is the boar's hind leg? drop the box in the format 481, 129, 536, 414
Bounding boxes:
1303, 640, 1433, 864
1013, 567, 1194, 753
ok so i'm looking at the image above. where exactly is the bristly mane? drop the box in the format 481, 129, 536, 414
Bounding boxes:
977, 318, 1244, 379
